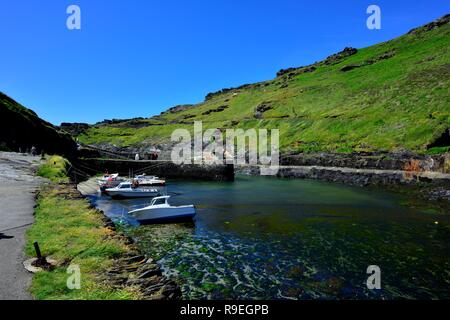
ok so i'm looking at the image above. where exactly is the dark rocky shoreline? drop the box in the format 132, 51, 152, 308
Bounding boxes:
105, 252, 182, 300
281, 151, 448, 172
237, 164, 450, 205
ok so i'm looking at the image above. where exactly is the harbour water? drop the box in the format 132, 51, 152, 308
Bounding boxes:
87, 176, 450, 299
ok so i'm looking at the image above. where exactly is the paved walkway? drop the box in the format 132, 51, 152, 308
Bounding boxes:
0, 152, 45, 300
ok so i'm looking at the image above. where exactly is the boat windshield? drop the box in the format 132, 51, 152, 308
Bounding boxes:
141, 176, 155, 179
120, 184, 131, 189
152, 198, 167, 205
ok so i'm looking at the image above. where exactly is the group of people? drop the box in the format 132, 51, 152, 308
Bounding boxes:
134, 152, 159, 161
18, 146, 39, 156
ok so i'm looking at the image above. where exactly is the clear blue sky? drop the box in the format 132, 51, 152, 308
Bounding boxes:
0, 0, 448, 124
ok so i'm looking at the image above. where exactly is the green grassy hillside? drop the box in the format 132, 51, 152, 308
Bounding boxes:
78, 15, 450, 155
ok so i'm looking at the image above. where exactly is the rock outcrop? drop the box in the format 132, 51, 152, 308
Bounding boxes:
277, 47, 357, 78
281, 152, 449, 172
60, 122, 90, 136
408, 14, 450, 35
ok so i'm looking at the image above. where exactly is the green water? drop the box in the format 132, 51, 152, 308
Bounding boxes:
91, 176, 450, 299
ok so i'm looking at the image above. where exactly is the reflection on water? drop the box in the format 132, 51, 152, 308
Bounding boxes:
89, 175, 450, 299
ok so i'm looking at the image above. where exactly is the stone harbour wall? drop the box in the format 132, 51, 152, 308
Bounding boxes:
71, 158, 235, 182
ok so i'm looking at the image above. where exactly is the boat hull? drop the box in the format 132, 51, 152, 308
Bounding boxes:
136, 214, 195, 224
99, 182, 121, 193
130, 206, 196, 223
138, 182, 166, 186
105, 190, 160, 199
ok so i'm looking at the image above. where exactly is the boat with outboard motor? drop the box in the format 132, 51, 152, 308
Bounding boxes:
128, 196, 196, 223
134, 174, 166, 186
104, 182, 161, 199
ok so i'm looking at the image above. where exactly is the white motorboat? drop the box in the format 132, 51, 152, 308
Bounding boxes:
134, 174, 166, 186
105, 182, 160, 199
97, 173, 126, 192
128, 196, 196, 223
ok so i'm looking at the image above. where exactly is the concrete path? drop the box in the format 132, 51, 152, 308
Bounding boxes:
0, 152, 45, 300
77, 177, 100, 196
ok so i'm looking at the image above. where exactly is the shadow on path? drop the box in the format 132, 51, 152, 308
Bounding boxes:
0, 232, 14, 239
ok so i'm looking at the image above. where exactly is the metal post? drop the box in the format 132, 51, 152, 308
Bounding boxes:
33, 241, 42, 259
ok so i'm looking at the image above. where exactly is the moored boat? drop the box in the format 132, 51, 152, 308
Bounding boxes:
97, 173, 119, 184
128, 196, 196, 223
134, 174, 166, 186
98, 174, 127, 192
105, 182, 160, 199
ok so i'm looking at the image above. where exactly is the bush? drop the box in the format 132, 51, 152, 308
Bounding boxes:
37, 155, 70, 183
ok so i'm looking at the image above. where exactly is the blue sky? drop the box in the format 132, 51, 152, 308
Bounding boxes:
0, 0, 448, 124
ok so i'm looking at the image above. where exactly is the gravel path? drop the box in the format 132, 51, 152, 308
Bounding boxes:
0, 152, 46, 300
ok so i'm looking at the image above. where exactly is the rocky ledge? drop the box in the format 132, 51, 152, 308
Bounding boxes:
281, 152, 449, 172
105, 253, 182, 300
99, 214, 182, 300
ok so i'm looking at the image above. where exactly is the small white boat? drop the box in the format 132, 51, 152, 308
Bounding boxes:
105, 182, 160, 199
98, 173, 126, 192
129, 196, 196, 223
97, 173, 119, 185
134, 174, 166, 186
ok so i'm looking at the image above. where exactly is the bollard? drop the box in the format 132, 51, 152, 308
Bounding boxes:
32, 241, 53, 269
33, 241, 42, 259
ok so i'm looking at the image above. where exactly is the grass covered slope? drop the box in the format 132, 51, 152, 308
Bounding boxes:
78, 15, 450, 154
26, 186, 139, 299
27, 158, 140, 299
0, 92, 76, 156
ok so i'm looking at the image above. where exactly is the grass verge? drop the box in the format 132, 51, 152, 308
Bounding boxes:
27, 157, 140, 299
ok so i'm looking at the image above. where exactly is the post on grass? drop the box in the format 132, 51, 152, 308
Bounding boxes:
33, 241, 42, 259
